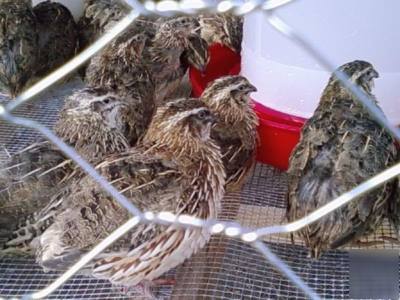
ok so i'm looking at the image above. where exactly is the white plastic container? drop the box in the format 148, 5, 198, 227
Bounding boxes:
241, 0, 400, 124
32, 0, 84, 21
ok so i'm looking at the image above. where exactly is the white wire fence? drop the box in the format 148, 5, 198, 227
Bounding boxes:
0, 1, 399, 299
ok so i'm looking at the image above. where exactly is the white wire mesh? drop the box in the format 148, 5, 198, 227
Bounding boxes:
0, 0, 399, 299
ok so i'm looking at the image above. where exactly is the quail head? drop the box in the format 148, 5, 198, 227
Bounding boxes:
0, 0, 38, 98
146, 16, 203, 104
286, 60, 398, 258
181, 35, 210, 74
56, 87, 134, 157
153, 16, 201, 49
0, 87, 137, 255
32, 1, 78, 79
77, 0, 130, 51
169, 35, 210, 100
201, 75, 259, 192
198, 13, 243, 53
32, 99, 225, 297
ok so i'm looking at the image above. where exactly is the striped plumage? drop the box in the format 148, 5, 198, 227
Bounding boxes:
77, 0, 130, 51
145, 16, 203, 104
181, 34, 209, 74
170, 34, 210, 100
0, 0, 38, 98
31, 99, 225, 295
33, 1, 78, 78
0, 87, 139, 254
198, 13, 243, 53
84, 14, 207, 106
84, 28, 150, 93
85, 29, 155, 145
201, 75, 259, 191
286, 60, 398, 258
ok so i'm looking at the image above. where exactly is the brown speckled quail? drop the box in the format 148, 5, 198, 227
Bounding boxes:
77, 0, 130, 51
146, 16, 203, 104
198, 13, 243, 53
201, 75, 259, 192
0, 0, 38, 98
33, 1, 78, 78
31, 99, 225, 298
286, 60, 398, 258
85, 15, 207, 106
170, 34, 210, 99
85, 29, 155, 145
0, 87, 138, 254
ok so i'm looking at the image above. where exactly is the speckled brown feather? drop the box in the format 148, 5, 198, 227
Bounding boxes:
85, 29, 155, 145
0, 141, 74, 251
33, 99, 225, 289
77, 0, 129, 51
286, 60, 398, 258
0, 87, 139, 255
198, 13, 243, 53
169, 35, 210, 100
201, 75, 259, 191
145, 16, 202, 105
181, 35, 209, 73
0, 0, 38, 98
33, 1, 78, 78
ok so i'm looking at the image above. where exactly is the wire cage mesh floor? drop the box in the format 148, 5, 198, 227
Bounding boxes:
0, 78, 399, 299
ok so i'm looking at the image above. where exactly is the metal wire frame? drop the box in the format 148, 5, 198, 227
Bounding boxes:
0, 0, 397, 299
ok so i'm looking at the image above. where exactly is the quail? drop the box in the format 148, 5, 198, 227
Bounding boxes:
181, 34, 210, 74
31, 99, 225, 297
85, 15, 206, 106
170, 34, 210, 99
33, 1, 78, 78
85, 29, 155, 145
0, 87, 137, 254
145, 16, 203, 104
0, 0, 38, 98
201, 75, 259, 191
198, 13, 243, 53
286, 60, 398, 258
77, 0, 130, 51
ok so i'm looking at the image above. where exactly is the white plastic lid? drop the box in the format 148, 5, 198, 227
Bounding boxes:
241, 1, 400, 124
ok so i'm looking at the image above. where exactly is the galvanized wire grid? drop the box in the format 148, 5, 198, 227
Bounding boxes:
0, 0, 399, 299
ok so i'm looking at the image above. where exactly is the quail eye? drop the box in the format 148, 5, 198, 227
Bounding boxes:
103, 98, 110, 104
238, 86, 245, 91
197, 110, 207, 119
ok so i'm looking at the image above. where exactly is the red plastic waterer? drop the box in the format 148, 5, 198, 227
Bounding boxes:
189, 44, 306, 171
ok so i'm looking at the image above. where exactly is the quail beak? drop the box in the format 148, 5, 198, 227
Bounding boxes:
192, 26, 202, 36
364, 69, 379, 93
371, 69, 379, 79
200, 56, 210, 76
199, 65, 207, 76
226, 43, 237, 53
225, 36, 239, 53
207, 114, 217, 126
245, 84, 257, 94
